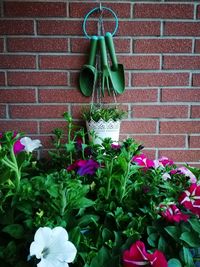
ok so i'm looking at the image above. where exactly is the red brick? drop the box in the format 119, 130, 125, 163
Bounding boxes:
191, 106, 200, 118
133, 105, 188, 118
0, 121, 37, 134
10, 105, 68, 119
0, 39, 4, 52
116, 89, 158, 103
0, 20, 34, 35
195, 40, 200, 53
140, 149, 156, 160
71, 37, 131, 53
197, 5, 200, 19
7, 38, 68, 52
161, 89, 200, 102
132, 73, 189, 87
163, 56, 200, 70
134, 39, 192, 54
0, 72, 5, 85
69, 2, 131, 18
158, 150, 200, 163
133, 134, 185, 148
39, 55, 86, 70
165, 22, 200, 36
38, 20, 83, 35
0, 105, 6, 118
0, 89, 36, 103
119, 55, 160, 70
193, 74, 200, 86
0, 55, 36, 69
39, 89, 91, 103
118, 21, 160, 36
189, 136, 200, 148
39, 121, 67, 134
7, 72, 68, 86
4, 2, 66, 17
160, 121, 200, 134
134, 4, 193, 19
121, 120, 156, 134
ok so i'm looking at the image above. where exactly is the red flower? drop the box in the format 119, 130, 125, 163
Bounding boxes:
179, 184, 200, 216
123, 240, 167, 267
13, 139, 25, 154
160, 204, 189, 223
132, 154, 154, 170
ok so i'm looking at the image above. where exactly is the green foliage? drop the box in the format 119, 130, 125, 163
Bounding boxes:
82, 106, 127, 122
0, 116, 200, 267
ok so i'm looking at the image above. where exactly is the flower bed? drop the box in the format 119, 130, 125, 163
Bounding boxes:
0, 113, 200, 267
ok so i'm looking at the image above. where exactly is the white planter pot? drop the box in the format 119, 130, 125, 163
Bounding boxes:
86, 118, 121, 145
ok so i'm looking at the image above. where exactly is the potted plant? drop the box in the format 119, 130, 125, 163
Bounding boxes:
82, 106, 127, 145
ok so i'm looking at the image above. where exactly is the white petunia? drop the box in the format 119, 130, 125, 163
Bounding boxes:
29, 226, 77, 267
20, 137, 42, 153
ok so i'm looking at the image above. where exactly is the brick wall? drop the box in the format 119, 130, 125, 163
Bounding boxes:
0, 0, 200, 165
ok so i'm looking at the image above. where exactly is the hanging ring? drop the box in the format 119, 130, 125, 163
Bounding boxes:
83, 6, 118, 39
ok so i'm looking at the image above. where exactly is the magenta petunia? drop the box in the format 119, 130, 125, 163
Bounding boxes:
123, 240, 168, 267
132, 154, 155, 170
160, 204, 189, 223
111, 143, 121, 150
13, 139, 25, 154
179, 184, 200, 216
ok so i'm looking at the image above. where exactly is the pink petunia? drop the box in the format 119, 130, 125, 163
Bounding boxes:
179, 184, 200, 216
160, 204, 189, 223
67, 159, 99, 176
154, 157, 174, 169
132, 154, 155, 170
13, 139, 25, 154
123, 240, 168, 267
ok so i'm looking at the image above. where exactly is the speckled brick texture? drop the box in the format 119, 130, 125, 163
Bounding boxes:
0, 0, 200, 164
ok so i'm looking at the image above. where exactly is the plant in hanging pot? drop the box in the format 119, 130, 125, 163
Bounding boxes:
82, 106, 127, 145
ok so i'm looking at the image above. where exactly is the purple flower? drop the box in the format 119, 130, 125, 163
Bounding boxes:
77, 159, 99, 176
111, 143, 121, 150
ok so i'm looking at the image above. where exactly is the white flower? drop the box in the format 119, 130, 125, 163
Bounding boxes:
20, 137, 42, 153
29, 226, 77, 267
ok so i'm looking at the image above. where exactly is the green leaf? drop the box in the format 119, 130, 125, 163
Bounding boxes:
2, 224, 24, 239
188, 218, 200, 234
158, 235, 167, 252
90, 247, 111, 267
77, 214, 99, 227
182, 247, 195, 267
168, 258, 182, 267
65, 143, 75, 152
180, 231, 200, 247
69, 226, 81, 247
165, 226, 180, 241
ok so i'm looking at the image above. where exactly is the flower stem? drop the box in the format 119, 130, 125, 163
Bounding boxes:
120, 156, 131, 203
10, 146, 21, 191
105, 158, 113, 200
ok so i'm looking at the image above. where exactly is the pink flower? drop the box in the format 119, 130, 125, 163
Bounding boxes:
160, 204, 189, 223
132, 154, 154, 170
13, 139, 25, 154
177, 166, 196, 183
123, 240, 167, 267
179, 184, 200, 216
162, 172, 171, 181
154, 157, 174, 169
111, 143, 121, 150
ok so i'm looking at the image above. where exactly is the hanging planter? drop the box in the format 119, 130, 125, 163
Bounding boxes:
83, 106, 126, 145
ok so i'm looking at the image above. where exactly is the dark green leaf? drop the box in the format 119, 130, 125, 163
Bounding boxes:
189, 218, 200, 234
180, 232, 200, 247
182, 247, 195, 267
2, 224, 24, 239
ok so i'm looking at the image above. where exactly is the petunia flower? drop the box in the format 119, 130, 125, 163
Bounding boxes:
29, 226, 77, 267
77, 159, 99, 176
162, 172, 171, 181
123, 240, 168, 267
179, 184, 200, 216
132, 154, 155, 170
67, 159, 99, 176
160, 203, 189, 223
154, 156, 174, 169
111, 143, 121, 150
20, 137, 42, 153
13, 139, 25, 154
176, 166, 197, 183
